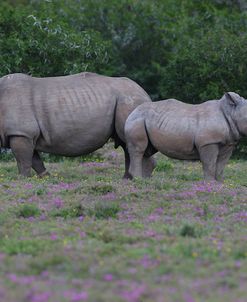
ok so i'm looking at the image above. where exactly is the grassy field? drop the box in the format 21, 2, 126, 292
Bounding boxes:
0, 143, 246, 302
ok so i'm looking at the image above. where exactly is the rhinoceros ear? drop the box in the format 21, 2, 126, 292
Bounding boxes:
224, 92, 242, 107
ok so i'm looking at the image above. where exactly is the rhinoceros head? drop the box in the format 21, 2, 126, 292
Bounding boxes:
222, 92, 247, 137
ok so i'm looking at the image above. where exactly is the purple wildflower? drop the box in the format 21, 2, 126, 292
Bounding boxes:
53, 197, 64, 208
39, 214, 47, 221
28, 216, 35, 222
81, 162, 108, 168
183, 293, 196, 302
8, 274, 36, 285
103, 274, 114, 281
120, 284, 146, 302
24, 183, 33, 190
79, 231, 86, 238
78, 216, 84, 222
26, 291, 51, 302
102, 192, 116, 201
50, 233, 58, 240
64, 290, 88, 301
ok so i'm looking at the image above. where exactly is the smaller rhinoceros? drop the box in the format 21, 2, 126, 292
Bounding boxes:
125, 92, 247, 181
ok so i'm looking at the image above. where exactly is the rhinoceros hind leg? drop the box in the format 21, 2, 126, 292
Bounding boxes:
113, 135, 132, 179
199, 144, 219, 181
125, 118, 149, 178
32, 151, 49, 177
142, 156, 156, 178
122, 147, 132, 179
10, 136, 34, 177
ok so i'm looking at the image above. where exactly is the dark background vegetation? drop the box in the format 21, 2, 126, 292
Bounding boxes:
1, 0, 247, 156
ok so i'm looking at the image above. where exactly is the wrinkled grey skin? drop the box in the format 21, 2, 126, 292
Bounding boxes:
125, 92, 247, 181
0, 72, 155, 177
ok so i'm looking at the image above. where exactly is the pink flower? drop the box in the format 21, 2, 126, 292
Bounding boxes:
53, 197, 64, 208
102, 193, 116, 201
120, 285, 146, 302
8, 274, 36, 285
24, 183, 33, 189
78, 216, 84, 222
128, 268, 137, 274
79, 231, 86, 238
27, 291, 51, 302
39, 214, 47, 221
66, 291, 88, 301
103, 274, 114, 281
50, 233, 58, 240
71, 292, 88, 302
145, 230, 157, 238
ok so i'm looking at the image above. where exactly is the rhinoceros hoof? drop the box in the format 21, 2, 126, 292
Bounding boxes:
38, 170, 50, 178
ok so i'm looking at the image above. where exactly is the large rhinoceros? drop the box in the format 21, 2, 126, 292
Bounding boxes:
125, 92, 247, 181
0, 72, 155, 177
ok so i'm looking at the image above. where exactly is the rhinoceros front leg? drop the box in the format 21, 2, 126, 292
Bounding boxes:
199, 144, 219, 181
32, 151, 49, 177
125, 118, 148, 178
10, 136, 34, 177
216, 146, 234, 181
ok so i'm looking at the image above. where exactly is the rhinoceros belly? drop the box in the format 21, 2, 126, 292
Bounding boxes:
36, 127, 112, 156
35, 106, 115, 156
147, 127, 199, 160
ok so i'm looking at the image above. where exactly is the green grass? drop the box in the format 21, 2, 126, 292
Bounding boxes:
0, 144, 246, 302
90, 202, 120, 219
16, 204, 41, 218
50, 204, 85, 218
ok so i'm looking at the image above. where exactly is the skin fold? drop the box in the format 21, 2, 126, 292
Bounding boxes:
125, 92, 247, 181
0, 72, 155, 177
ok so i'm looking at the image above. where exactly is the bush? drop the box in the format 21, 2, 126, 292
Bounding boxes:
180, 224, 197, 238
158, 26, 247, 103
89, 203, 120, 219
0, 1, 110, 77
1, 0, 246, 100
50, 204, 84, 219
0, 149, 14, 162
16, 204, 41, 218
155, 159, 174, 172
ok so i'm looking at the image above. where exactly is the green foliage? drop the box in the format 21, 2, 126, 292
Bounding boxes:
0, 212, 9, 225
51, 201, 119, 219
89, 202, 120, 219
41, 152, 104, 163
0, 1, 110, 76
16, 204, 41, 218
159, 26, 247, 103
180, 224, 197, 238
1, 0, 246, 100
0, 150, 14, 162
155, 159, 174, 172
1, 238, 50, 255
233, 138, 247, 159
89, 184, 114, 195
50, 204, 84, 218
